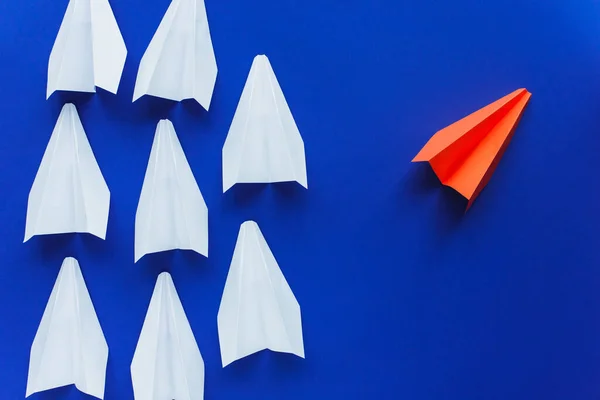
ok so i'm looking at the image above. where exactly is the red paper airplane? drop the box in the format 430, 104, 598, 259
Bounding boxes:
413, 88, 531, 209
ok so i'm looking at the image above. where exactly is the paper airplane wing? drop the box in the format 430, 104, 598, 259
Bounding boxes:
222, 55, 307, 192
26, 257, 108, 399
217, 221, 304, 367
135, 119, 208, 262
24, 103, 110, 242
132, 0, 217, 110
131, 272, 204, 400
413, 88, 531, 208
47, 0, 127, 98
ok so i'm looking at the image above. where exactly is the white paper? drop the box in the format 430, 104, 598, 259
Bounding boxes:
47, 0, 127, 98
131, 272, 204, 400
217, 221, 305, 367
222, 55, 307, 193
132, 0, 218, 110
24, 103, 110, 242
135, 119, 208, 262
26, 257, 108, 399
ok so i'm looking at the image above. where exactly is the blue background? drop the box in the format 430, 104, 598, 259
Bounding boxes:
1, 0, 600, 399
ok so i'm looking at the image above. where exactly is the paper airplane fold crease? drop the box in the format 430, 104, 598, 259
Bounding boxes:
25, 103, 110, 242
133, 0, 218, 110
412, 88, 531, 208
217, 221, 304, 367
131, 272, 204, 400
48, 0, 127, 98
222, 55, 307, 193
26, 257, 108, 399
135, 119, 208, 262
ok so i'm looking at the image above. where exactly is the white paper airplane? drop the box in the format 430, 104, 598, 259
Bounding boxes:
47, 0, 127, 98
131, 272, 204, 400
132, 0, 218, 110
135, 119, 208, 262
217, 221, 305, 367
222, 55, 307, 193
26, 257, 108, 399
24, 103, 110, 242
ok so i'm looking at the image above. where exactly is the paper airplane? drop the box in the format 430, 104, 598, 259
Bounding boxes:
135, 119, 208, 262
132, 0, 218, 110
412, 88, 531, 209
131, 272, 204, 400
222, 55, 307, 193
24, 103, 110, 242
47, 0, 127, 98
217, 221, 304, 367
26, 257, 108, 399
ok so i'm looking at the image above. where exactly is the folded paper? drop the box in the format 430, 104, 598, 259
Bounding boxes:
135, 119, 208, 262
133, 0, 217, 110
412, 88, 531, 209
131, 272, 204, 400
26, 257, 108, 399
47, 0, 127, 98
222, 55, 307, 192
217, 221, 304, 367
24, 103, 110, 242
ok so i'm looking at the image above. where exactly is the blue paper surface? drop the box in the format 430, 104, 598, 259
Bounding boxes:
1, 0, 600, 398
